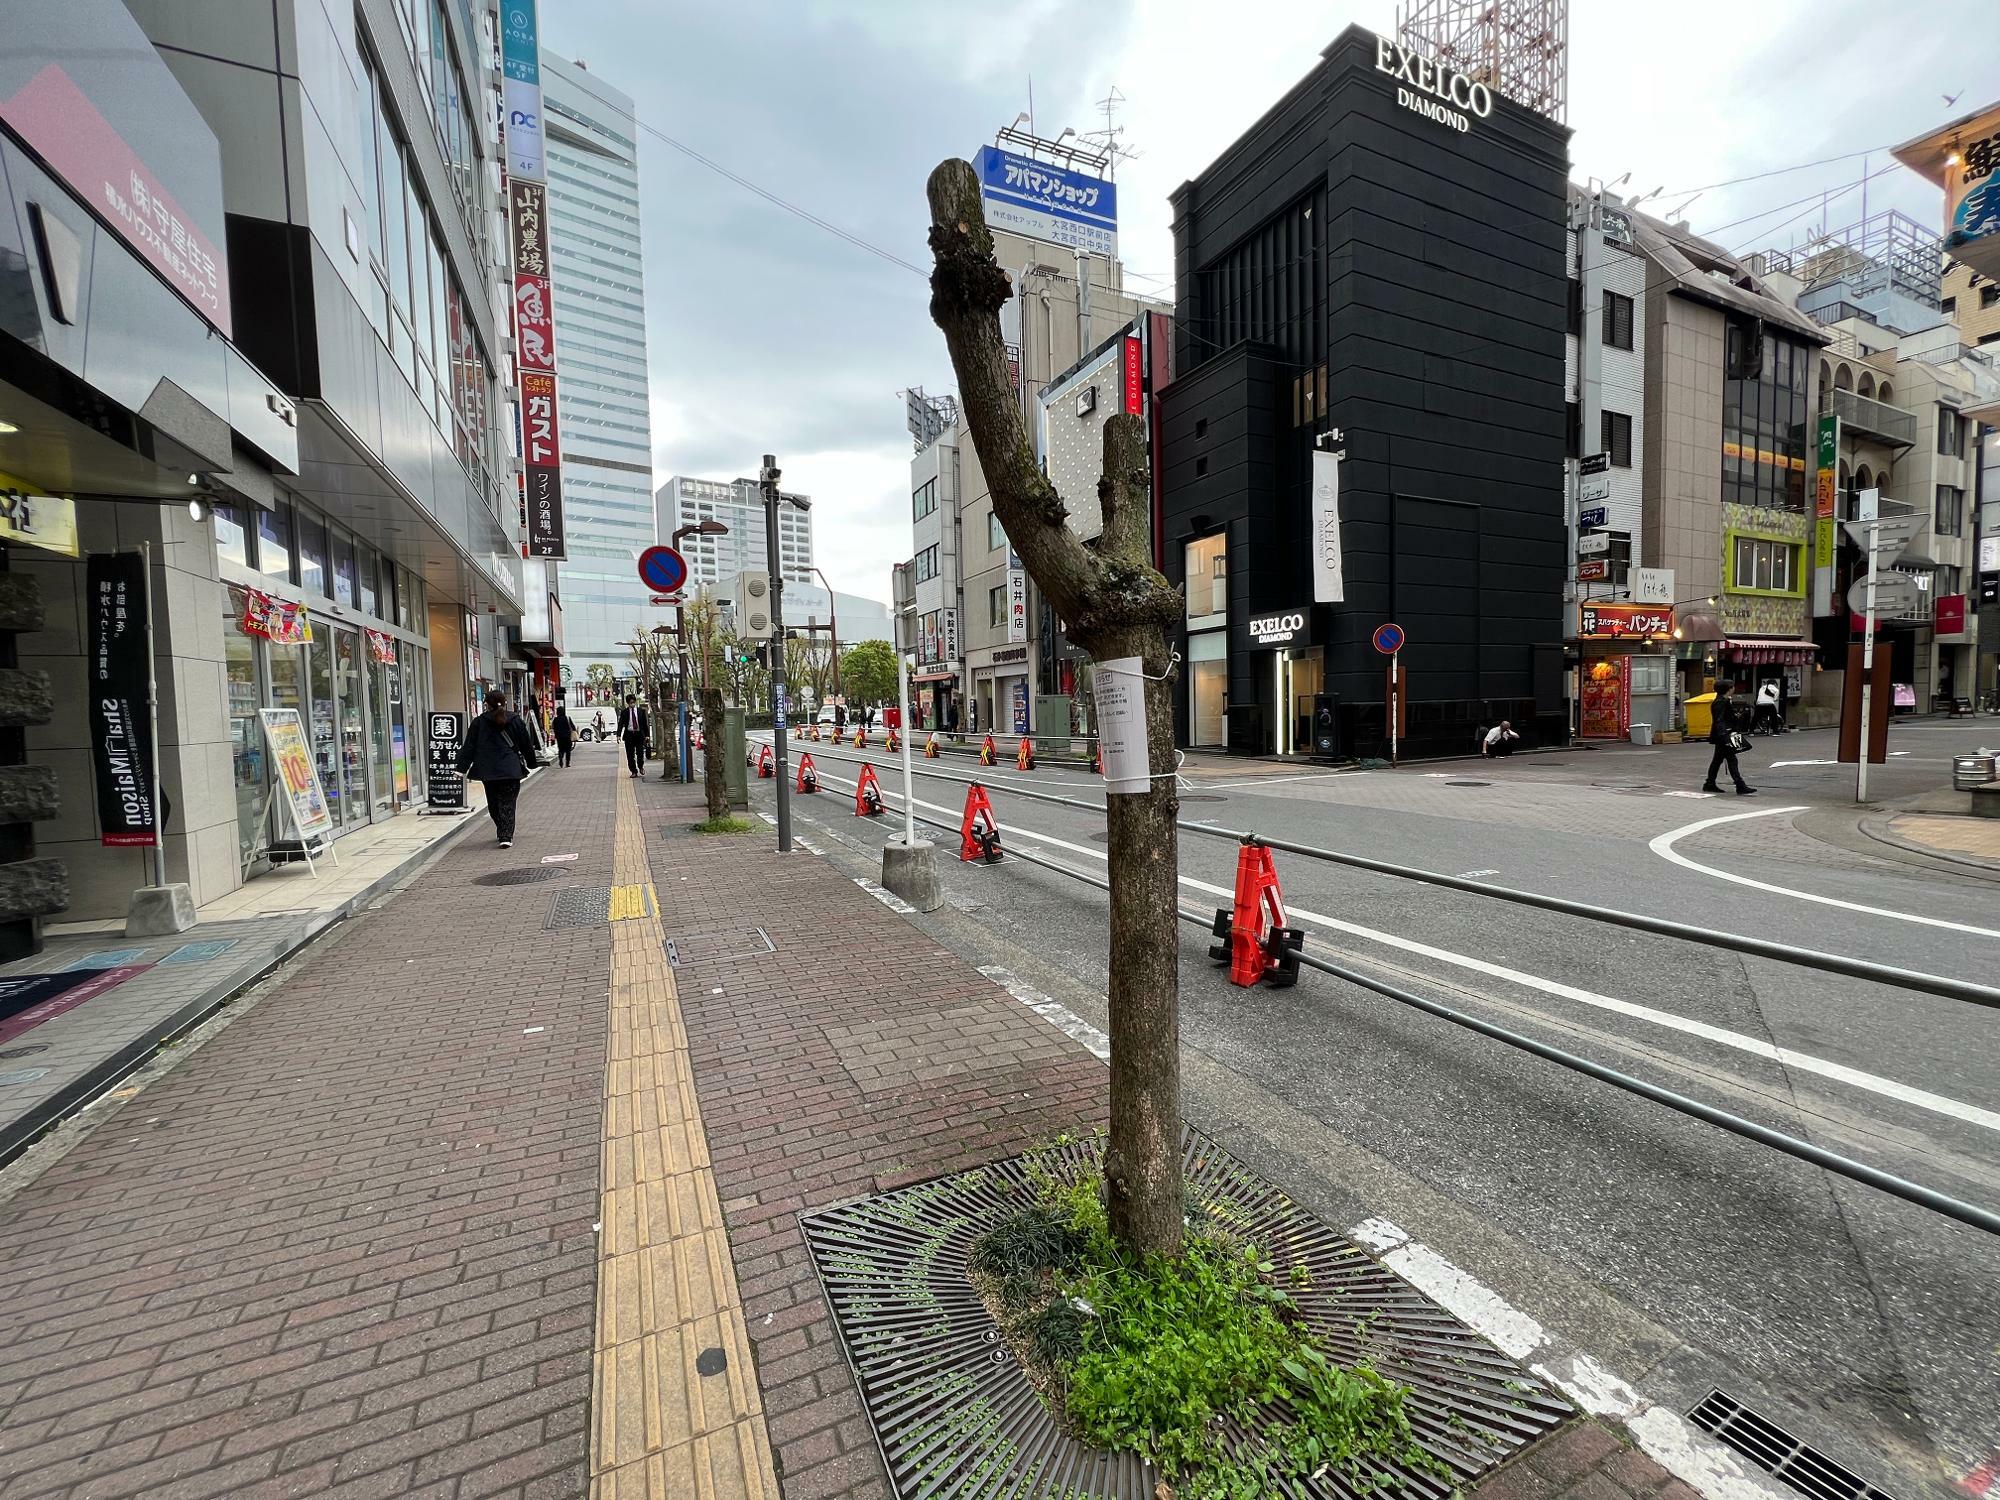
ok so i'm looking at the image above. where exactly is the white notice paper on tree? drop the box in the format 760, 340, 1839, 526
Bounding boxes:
1094, 656, 1150, 795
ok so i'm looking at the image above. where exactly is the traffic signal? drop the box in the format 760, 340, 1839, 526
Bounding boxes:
733, 569, 774, 639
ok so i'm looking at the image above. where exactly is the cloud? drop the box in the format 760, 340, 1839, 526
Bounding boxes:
542, 0, 2000, 607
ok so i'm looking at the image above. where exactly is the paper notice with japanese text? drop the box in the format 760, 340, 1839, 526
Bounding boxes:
1094, 656, 1150, 795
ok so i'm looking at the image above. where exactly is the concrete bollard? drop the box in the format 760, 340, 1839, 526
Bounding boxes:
881, 835, 943, 912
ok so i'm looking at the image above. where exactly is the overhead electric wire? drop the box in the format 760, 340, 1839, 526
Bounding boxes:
1661, 145, 1898, 198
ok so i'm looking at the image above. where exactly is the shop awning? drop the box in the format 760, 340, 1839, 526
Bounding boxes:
1723, 638, 1819, 664
911, 670, 957, 684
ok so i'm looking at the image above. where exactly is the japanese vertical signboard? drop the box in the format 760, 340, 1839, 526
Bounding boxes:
1121, 335, 1143, 414
502, 0, 564, 559
521, 371, 565, 558
1005, 558, 1028, 643
1813, 412, 1837, 613
86, 552, 156, 846
427, 711, 467, 810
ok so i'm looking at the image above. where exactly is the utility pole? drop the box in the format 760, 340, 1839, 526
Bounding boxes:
1857, 514, 1879, 805
812, 565, 842, 703
760, 454, 795, 853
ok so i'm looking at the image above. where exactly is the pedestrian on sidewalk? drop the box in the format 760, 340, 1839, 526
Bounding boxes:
1753, 678, 1784, 735
620, 694, 650, 777
1702, 683, 1757, 796
458, 689, 538, 846
1482, 720, 1521, 758
553, 705, 575, 767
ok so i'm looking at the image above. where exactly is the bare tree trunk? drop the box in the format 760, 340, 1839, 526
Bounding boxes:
927, 159, 1185, 1259
701, 686, 727, 820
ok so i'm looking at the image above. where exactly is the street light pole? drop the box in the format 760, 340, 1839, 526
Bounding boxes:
812, 565, 842, 703
760, 456, 795, 853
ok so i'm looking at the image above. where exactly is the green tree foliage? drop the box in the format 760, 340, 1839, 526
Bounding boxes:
840, 639, 899, 706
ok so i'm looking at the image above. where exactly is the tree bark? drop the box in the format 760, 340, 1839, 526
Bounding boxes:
701, 686, 727, 820
927, 158, 1186, 1259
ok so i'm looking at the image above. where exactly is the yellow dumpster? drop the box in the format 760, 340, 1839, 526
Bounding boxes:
1684, 691, 1717, 741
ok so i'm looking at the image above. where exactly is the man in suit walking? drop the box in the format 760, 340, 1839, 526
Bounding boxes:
619, 693, 650, 777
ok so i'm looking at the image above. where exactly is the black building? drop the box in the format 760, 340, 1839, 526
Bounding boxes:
1161, 25, 1571, 759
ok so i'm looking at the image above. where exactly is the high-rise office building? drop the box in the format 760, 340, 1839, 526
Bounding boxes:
540, 55, 655, 678
656, 476, 813, 588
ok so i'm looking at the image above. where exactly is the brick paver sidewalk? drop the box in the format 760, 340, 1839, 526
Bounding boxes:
0, 766, 618, 1500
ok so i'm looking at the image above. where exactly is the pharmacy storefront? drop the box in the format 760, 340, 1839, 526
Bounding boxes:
216, 499, 434, 877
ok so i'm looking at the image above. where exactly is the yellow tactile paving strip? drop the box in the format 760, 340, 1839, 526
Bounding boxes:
590, 775, 779, 1500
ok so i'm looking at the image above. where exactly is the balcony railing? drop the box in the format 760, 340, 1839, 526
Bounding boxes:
1833, 388, 1917, 448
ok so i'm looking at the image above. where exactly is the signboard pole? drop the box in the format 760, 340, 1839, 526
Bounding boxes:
1389, 651, 1399, 766
894, 630, 917, 849
1857, 518, 1879, 805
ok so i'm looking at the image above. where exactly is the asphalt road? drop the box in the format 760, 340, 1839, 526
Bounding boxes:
745, 720, 2000, 1500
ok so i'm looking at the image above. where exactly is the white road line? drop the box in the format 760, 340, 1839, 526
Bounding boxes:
1650, 805, 2000, 939
977, 965, 1111, 1060
809, 768, 2000, 1134
1350, 1218, 1785, 1500
853, 877, 914, 915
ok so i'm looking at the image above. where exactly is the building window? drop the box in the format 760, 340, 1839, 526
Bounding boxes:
912, 478, 937, 521
1942, 296, 1957, 315
1601, 410, 1632, 468
1983, 286, 1999, 308
1937, 485, 1965, 535
1935, 564, 1963, 598
1565, 402, 1580, 460
913, 544, 939, 583
1602, 291, 1633, 350
1729, 534, 1802, 596
1184, 533, 1227, 625
214, 501, 250, 570
257, 503, 294, 582
1938, 408, 1964, 456
296, 509, 329, 596
989, 512, 1006, 552
1566, 278, 1581, 337
1721, 327, 1809, 510
989, 585, 1007, 627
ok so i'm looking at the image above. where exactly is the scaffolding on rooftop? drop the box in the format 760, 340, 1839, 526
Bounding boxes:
1396, 0, 1568, 124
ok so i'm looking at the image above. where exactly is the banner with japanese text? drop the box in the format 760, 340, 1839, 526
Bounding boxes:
86, 552, 157, 846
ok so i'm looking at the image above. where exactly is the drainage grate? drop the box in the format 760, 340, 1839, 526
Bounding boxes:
801, 1127, 1571, 1499
472, 867, 572, 887
544, 886, 613, 929
1445, 780, 1492, 788
1179, 793, 1227, 803
1688, 1391, 1895, 1500
664, 927, 776, 967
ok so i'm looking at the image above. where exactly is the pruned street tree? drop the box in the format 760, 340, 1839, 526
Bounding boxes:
684, 590, 729, 819
838, 639, 899, 710
926, 158, 1187, 1259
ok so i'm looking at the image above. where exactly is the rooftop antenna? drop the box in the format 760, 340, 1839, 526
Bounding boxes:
1082, 84, 1143, 180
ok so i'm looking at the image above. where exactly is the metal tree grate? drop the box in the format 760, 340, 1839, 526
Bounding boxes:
472, 867, 572, 886
545, 886, 612, 929
1687, 1391, 1896, 1500
801, 1128, 1572, 1500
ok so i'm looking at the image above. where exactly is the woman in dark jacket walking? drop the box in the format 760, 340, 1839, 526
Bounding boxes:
1703, 683, 1757, 796
552, 707, 576, 767
459, 690, 538, 845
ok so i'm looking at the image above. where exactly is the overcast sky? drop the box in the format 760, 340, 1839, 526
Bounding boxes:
541, 0, 1999, 609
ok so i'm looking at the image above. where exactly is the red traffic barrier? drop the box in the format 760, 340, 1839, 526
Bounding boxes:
959, 783, 1002, 863
853, 725, 867, 749
887, 728, 901, 753
1016, 736, 1036, 771
854, 764, 884, 817
796, 752, 819, 794
979, 734, 997, 766
809, 724, 821, 742
1208, 839, 1303, 987
925, 733, 939, 759
755, 743, 774, 779
692, 729, 704, 750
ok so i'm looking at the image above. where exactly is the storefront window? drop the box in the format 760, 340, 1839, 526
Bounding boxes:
306, 633, 339, 825
1185, 534, 1227, 626
358, 545, 380, 617
215, 502, 250, 570
257, 503, 294, 582
332, 531, 358, 607
401, 640, 426, 800
297, 509, 329, 597
1188, 629, 1227, 747
369, 647, 395, 811
334, 627, 369, 825
224, 587, 267, 873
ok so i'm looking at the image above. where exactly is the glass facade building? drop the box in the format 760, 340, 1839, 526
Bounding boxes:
540, 56, 657, 680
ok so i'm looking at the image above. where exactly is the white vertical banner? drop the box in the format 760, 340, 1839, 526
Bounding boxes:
1006, 562, 1028, 643
1093, 656, 1150, 795
1311, 448, 1344, 603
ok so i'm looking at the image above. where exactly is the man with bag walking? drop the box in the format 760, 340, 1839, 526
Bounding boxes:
619, 694, 650, 777
458, 689, 539, 846
1703, 682, 1757, 795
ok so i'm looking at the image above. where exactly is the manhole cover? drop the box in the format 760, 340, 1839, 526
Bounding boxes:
801, 1128, 1570, 1499
472, 867, 572, 886
545, 886, 612, 929
1445, 780, 1492, 787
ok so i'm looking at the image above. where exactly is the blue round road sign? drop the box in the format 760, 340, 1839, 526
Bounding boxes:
1372, 622, 1405, 655
637, 545, 687, 594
